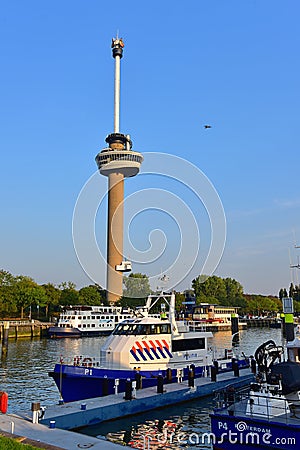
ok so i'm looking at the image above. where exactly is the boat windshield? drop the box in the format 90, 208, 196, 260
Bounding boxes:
113, 323, 171, 335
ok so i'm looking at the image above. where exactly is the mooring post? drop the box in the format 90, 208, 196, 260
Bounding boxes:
188, 368, 194, 388
124, 379, 132, 400
250, 356, 256, 374
31, 402, 40, 424
157, 374, 164, 394
1, 321, 9, 359
211, 365, 217, 382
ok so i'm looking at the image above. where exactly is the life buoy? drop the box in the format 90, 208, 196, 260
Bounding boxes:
82, 357, 93, 367
0, 392, 8, 414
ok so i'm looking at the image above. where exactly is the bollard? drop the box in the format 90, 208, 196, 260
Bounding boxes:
233, 361, 239, 377
157, 374, 164, 394
102, 375, 109, 396
132, 381, 137, 398
211, 365, 217, 382
124, 379, 132, 400
135, 372, 142, 390
80, 403, 86, 410
250, 357, 256, 374
114, 378, 119, 395
213, 360, 219, 374
176, 368, 183, 383
31, 402, 40, 424
166, 368, 172, 383
188, 369, 194, 388
49, 420, 56, 429
1, 322, 9, 359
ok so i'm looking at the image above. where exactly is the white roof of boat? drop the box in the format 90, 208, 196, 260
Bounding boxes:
123, 317, 167, 324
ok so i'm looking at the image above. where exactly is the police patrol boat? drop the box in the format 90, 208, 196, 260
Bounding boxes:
49, 291, 249, 402
210, 339, 300, 450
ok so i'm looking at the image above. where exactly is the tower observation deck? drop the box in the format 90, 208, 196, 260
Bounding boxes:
95, 38, 143, 303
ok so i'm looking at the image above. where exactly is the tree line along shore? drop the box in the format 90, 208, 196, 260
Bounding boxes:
0, 269, 299, 321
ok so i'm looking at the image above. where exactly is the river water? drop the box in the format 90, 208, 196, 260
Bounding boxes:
0, 327, 284, 448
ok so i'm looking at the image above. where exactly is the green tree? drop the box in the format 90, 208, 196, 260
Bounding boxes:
192, 275, 227, 304
123, 273, 151, 299
13, 277, 47, 319
41, 283, 61, 319
79, 285, 106, 305
59, 283, 79, 306
0, 270, 17, 317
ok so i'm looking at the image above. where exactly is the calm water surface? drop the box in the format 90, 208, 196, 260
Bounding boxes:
0, 328, 284, 449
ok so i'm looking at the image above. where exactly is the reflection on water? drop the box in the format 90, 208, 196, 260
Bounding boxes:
81, 396, 214, 449
0, 336, 106, 413
0, 328, 284, 448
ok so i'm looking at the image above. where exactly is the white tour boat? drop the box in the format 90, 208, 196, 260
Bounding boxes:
48, 305, 134, 338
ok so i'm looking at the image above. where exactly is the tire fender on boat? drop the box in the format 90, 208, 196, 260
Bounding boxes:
82, 357, 93, 367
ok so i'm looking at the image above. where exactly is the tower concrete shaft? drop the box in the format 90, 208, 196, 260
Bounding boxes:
95, 38, 143, 303
107, 169, 124, 303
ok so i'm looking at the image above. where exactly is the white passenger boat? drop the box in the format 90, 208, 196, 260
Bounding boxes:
48, 305, 134, 338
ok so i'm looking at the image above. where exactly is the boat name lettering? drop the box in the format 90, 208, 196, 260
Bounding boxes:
247, 426, 271, 434
218, 421, 228, 430
84, 369, 93, 376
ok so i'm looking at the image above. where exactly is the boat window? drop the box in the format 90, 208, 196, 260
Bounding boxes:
113, 323, 171, 335
96, 316, 100, 319
78, 324, 81, 327
91, 316, 95, 320
78, 316, 82, 319
83, 324, 86, 328
82, 317, 86, 320
92, 324, 95, 327
160, 324, 171, 334
172, 338, 205, 352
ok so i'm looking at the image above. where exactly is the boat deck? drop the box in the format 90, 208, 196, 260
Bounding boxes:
214, 397, 300, 426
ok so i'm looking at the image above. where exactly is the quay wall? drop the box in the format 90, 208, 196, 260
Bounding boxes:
0, 321, 51, 339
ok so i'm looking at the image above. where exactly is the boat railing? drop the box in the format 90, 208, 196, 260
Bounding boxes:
0, 320, 34, 326
187, 320, 209, 332
214, 386, 292, 423
59, 355, 103, 367
214, 385, 250, 410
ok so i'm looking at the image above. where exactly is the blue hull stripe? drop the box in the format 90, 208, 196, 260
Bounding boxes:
130, 349, 140, 361
137, 349, 147, 361
150, 348, 160, 359
157, 347, 167, 358
163, 346, 173, 358
143, 348, 154, 360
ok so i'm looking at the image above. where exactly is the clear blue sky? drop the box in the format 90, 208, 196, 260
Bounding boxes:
1, 0, 300, 296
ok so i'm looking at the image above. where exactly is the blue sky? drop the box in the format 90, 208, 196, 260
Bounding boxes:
1, 0, 300, 296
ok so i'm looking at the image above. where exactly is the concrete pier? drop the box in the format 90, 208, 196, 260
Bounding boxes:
0, 414, 126, 450
39, 369, 253, 430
